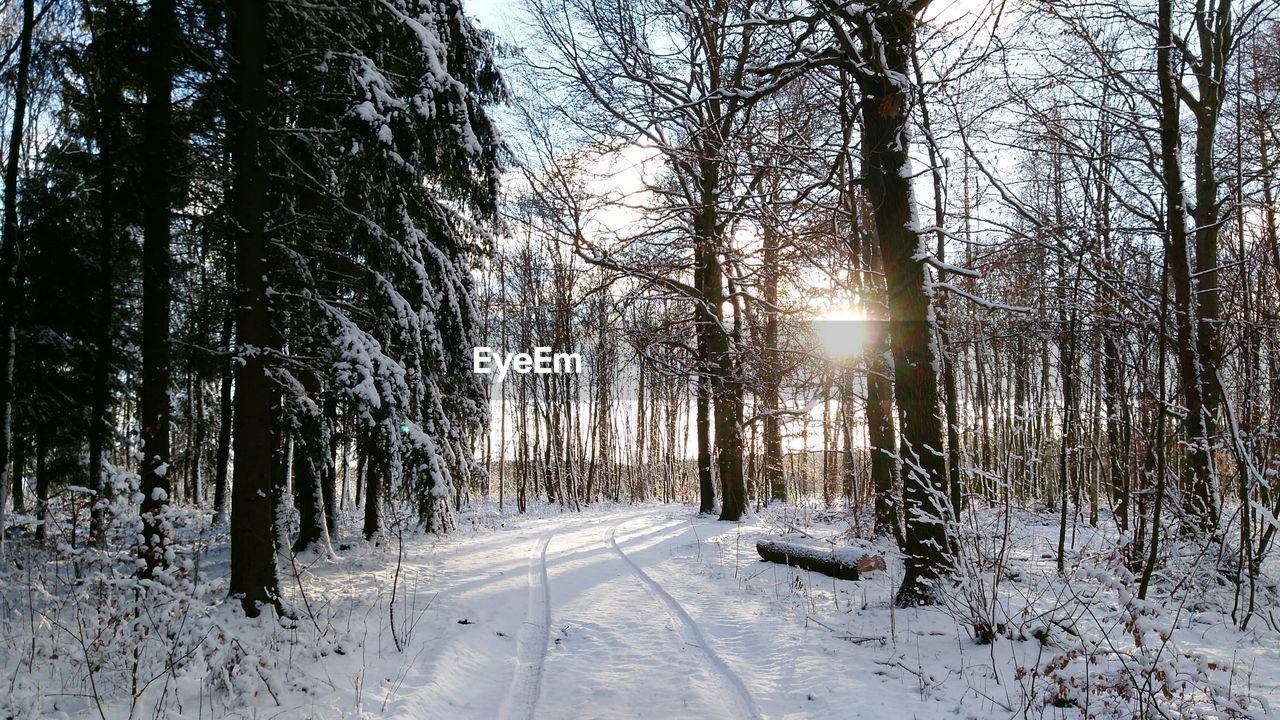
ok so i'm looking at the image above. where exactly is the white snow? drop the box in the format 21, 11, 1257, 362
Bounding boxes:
2, 503, 1277, 718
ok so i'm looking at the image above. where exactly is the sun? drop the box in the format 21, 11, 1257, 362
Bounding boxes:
810, 304, 868, 362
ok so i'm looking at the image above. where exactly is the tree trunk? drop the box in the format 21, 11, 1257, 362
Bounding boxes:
290, 368, 332, 555
855, 8, 953, 604
1103, 325, 1127, 533
761, 219, 785, 504
88, 6, 120, 543
867, 341, 899, 540
857, 190, 901, 542
1139, 259, 1171, 600
227, 0, 281, 616
190, 374, 205, 504
340, 432, 350, 510
0, 0, 36, 560
635, 358, 646, 501
1096, 124, 1128, 534
355, 427, 366, 508
363, 428, 384, 539
213, 309, 233, 526
138, 0, 175, 575
695, 235, 746, 521
1056, 313, 1078, 574
1156, 0, 1219, 534
1190, 5, 1228, 498
912, 47, 963, 518
33, 429, 48, 541
696, 363, 715, 513
10, 437, 23, 513
690, 156, 746, 521
840, 371, 856, 503
323, 395, 338, 537
756, 539, 863, 581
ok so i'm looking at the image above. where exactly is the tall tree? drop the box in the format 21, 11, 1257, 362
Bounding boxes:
227, 0, 281, 616
1157, 0, 1220, 534
760, 200, 786, 505
138, 0, 176, 573
85, 0, 123, 544
0, 0, 37, 559
819, 0, 954, 604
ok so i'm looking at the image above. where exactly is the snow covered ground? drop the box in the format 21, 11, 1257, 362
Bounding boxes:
3, 502, 1278, 718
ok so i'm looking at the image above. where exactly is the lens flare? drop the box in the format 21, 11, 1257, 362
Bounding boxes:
811, 307, 867, 362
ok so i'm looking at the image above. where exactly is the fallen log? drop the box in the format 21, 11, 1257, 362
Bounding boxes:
755, 539, 862, 581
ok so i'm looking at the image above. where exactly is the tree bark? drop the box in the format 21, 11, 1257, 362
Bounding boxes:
1056, 310, 1078, 574
855, 188, 901, 541
323, 395, 338, 537
1157, 0, 1219, 534
227, 0, 281, 616
290, 369, 332, 555
1139, 259, 1172, 599
1188, 0, 1232, 497
138, 0, 175, 575
213, 309, 233, 526
695, 358, 715, 514
9, 437, 23, 513
1103, 323, 1127, 532
911, 46, 963, 518
867, 340, 899, 540
190, 374, 205, 504
756, 539, 862, 581
88, 4, 120, 544
854, 5, 953, 604
694, 234, 747, 521
761, 218, 785, 504
33, 429, 48, 541
688, 152, 747, 521
363, 428, 384, 539
0, 0, 36, 559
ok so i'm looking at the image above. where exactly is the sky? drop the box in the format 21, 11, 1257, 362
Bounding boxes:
465, 0, 1005, 48
467, 0, 519, 38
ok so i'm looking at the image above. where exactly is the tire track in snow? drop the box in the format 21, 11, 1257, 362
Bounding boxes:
499, 530, 554, 720
607, 522, 762, 720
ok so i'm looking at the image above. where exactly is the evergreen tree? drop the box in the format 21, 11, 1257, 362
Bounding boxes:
14, 145, 102, 542
268, 0, 505, 539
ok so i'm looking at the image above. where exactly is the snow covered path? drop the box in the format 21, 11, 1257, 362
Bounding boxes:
282, 501, 1280, 720
366, 505, 911, 720
380, 508, 760, 719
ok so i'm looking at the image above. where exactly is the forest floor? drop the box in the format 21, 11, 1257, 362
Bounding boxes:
3, 501, 1279, 718
363, 504, 901, 720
